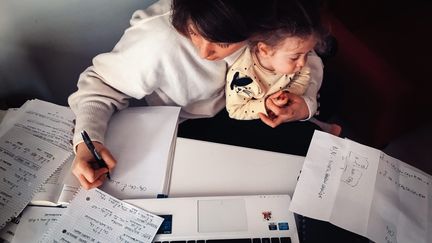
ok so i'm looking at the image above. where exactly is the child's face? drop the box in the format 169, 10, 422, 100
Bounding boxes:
187, 24, 246, 61
258, 35, 317, 75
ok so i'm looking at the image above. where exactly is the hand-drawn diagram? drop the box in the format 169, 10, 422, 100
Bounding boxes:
341, 151, 369, 187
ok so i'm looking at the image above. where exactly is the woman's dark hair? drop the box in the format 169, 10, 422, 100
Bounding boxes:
249, 0, 327, 49
171, 0, 276, 43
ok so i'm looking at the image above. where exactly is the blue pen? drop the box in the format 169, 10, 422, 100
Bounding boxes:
81, 130, 111, 180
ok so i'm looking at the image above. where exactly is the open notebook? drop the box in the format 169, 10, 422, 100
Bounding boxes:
125, 194, 299, 243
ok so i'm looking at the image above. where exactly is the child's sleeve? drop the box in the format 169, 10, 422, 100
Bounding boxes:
225, 70, 267, 120
286, 66, 311, 95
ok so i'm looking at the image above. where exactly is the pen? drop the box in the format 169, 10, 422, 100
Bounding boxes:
80, 130, 111, 180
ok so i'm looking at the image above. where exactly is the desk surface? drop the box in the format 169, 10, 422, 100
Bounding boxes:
169, 137, 304, 198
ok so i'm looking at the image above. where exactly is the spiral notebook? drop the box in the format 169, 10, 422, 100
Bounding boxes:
41, 188, 163, 242
0, 100, 75, 228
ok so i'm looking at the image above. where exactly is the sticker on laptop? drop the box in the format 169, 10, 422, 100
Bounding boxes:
262, 211, 272, 221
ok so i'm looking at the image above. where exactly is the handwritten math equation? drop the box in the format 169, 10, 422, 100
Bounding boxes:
42, 188, 163, 243
378, 153, 429, 200
318, 145, 340, 199
0, 127, 70, 228
107, 179, 148, 193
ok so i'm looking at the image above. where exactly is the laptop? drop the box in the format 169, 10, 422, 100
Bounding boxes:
125, 194, 299, 243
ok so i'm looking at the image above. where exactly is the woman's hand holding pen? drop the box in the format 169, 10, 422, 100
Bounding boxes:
259, 91, 309, 128
72, 142, 116, 189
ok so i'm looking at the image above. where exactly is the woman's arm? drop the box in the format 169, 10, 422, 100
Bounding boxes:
68, 67, 131, 149
68, 6, 174, 189
301, 51, 323, 120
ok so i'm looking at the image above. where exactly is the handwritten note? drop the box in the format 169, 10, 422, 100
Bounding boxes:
11, 206, 64, 243
290, 130, 431, 243
0, 99, 75, 152
0, 128, 71, 228
367, 153, 431, 243
41, 188, 163, 242
289, 131, 347, 220
101, 106, 180, 199
31, 156, 79, 206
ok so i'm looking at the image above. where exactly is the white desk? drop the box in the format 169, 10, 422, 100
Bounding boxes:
169, 138, 305, 198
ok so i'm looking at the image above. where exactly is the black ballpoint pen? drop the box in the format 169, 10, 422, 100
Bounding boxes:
81, 130, 111, 180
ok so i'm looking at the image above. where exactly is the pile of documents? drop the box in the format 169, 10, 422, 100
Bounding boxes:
0, 99, 180, 242
0, 100, 75, 229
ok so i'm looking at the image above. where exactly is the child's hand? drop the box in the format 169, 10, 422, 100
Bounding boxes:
259, 92, 309, 128
72, 142, 116, 189
269, 90, 289, 107
264, 91, 288, 120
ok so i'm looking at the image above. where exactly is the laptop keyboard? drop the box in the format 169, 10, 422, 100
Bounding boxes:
154, 237, 291, 243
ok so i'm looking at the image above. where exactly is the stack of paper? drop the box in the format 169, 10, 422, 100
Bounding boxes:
0, 99, 180, 241
0, 99, 75, 227
290, 130, 432, 243
41, 188, 163, 242
13, 188, 164, 243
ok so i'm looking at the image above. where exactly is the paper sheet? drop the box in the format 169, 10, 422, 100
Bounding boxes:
41, 188, 163, 242
0, 99, 76, 225
0, 215, 20, 243
0, 99, 75, 152
11, 206, 64, 243
290, 130, 431, 243
101, 106, 180, 199
31, 156, 79, 206
0, 128, 71, 228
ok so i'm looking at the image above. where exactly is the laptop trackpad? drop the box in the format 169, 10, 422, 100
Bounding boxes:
198, 199, 248, 233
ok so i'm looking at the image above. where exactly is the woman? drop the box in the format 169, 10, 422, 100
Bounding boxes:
68, 0, 323, 189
